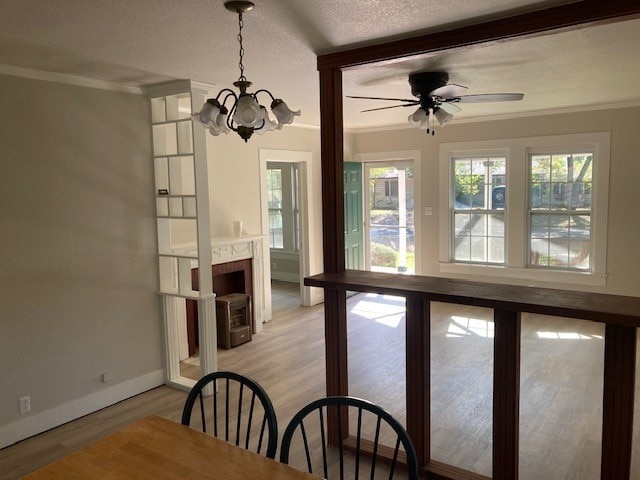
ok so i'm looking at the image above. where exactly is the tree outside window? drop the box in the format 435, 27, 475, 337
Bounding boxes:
529, 153, 593, 269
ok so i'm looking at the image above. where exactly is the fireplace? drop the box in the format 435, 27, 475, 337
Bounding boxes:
186, 259, 253, 355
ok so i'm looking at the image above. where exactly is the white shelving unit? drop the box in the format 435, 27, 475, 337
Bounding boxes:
147, 80, 216, 391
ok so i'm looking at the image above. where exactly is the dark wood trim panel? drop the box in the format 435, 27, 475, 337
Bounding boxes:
324, 288, 349, 445
319, 68, 345, 274
493, 310, 521, 480
305, 271, 640, 479
315, 3, 640, 477
601, 324, 636, 479
405, 297, 431, 469
317, 0, 640, 71
305, 270, 640, 327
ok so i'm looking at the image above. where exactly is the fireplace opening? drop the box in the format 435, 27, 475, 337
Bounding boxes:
186, 259, 253, 354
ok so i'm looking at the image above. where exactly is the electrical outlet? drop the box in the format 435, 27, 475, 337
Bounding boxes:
19, 396, 30, 415
272, 262, 277, 270
102, 371, 113, 383
424, 206, 433, 216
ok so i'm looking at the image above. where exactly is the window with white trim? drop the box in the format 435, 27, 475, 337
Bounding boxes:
528, 151, 593, 270
439, 133, 609, 286
267, 162, 300, 252
451, 155, 506, 264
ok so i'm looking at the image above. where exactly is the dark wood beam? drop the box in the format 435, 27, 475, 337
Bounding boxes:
318, 0, 640, 71
601, 324, 636, 479
493, 310, 521, 480
319, 68, 345, 274
305, 270, 640, 327
405, 297, 431, 469
323, 288, 349, 445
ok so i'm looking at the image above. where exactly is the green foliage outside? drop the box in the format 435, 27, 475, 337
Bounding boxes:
371, 243, 397, 268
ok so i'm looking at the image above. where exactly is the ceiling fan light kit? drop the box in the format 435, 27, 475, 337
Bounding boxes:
349, 71, 524, 135
192, 0, 300, 142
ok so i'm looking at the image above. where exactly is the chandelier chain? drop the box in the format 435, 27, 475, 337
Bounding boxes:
237, 12, 246, 81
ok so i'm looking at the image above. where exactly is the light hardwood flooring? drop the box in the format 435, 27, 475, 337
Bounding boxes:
1, 280, 638, 479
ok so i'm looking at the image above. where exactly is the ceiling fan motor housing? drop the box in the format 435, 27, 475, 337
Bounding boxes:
409, 71, 450, 98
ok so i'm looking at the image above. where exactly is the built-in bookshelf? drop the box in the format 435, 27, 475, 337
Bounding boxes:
147, 80, 215, 391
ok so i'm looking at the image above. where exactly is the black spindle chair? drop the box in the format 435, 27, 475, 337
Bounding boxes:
280, 396, 418, 480
181, 371, 278, 458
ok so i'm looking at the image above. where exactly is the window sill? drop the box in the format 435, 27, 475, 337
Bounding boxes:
438, 262, 607, 287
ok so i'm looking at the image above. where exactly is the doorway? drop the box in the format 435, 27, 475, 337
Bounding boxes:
259, 149, 316, 307
356, 150, 421, 275
266, 161, 301, 284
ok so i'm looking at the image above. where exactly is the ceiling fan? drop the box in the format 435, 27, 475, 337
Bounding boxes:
348, 71, 524, 134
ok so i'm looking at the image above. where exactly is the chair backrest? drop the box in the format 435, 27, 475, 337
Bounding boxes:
280, 396, 418, 480
181, 371, 278, 459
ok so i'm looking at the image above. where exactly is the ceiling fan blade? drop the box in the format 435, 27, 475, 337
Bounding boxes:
457, 93, 524, 103
429, 83, 468, 99
438, 101, 462, 114
434, 109, 453, 126
347, 95, 418, 103
360, 103, 419, 113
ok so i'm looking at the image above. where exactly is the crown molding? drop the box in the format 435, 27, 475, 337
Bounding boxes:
0, 64, 144, 94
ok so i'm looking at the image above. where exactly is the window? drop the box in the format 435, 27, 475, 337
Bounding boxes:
267, 168, 284, 248
384, 179, 399, 198
439, 133, 609, 286
452, 156, 506, 264
529, 151, 593, 269
267, 163, 299, 252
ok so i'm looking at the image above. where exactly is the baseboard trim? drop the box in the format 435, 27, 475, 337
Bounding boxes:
0, 369, 165, 449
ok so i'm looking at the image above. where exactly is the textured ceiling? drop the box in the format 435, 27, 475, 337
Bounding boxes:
0, 0, 638, 129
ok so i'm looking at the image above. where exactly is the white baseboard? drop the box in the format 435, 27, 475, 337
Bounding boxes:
271, 272, 300, 283
0, 369, 165, 449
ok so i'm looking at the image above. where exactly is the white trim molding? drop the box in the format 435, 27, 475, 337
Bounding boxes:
354, 150, 423, 276
0, 370, 164, 449
0, 63, 145, 94
259, 149, 317, 307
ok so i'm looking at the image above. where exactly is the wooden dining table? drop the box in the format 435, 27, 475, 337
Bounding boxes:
22, 415, 322, 479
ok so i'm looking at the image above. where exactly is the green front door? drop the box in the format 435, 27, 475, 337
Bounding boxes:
344, 162, 363, 270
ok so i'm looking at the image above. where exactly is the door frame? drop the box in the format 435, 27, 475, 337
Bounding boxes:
355, 149, 422, 275
259, 149, 316, 306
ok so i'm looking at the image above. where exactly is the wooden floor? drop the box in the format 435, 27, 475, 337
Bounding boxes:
1, 280, 638, 479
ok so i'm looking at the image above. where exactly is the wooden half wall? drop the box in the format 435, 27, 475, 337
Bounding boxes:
314, 2, 640, 478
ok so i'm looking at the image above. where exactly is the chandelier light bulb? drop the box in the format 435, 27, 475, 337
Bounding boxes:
233, 95, 264, 127
408, 107, 427, 128
192, 99, 221, 127
255, 107, 278, 135
271, 99, 301, 127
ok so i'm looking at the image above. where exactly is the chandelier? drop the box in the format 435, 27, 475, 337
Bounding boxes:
192, 1, 300, 142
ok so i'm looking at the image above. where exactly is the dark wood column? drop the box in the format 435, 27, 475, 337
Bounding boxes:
405, 297, 431, 469
493, 309, 521, 480
601, 324, 636, 480
319, 67, 345, 274
319, 67, 348, 444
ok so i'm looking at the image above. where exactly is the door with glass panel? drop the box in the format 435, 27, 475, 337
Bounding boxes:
364, 162, 415, 274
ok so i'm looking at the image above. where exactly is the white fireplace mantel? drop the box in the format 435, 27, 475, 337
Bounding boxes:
172, 234, 272, 332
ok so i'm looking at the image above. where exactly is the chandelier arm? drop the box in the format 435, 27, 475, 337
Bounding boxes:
226, 99, 239, 132
253, 89, 276, 102
215, 89, 238, 103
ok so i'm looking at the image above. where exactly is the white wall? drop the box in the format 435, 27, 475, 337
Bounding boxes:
0, 74, 163, 446
352, 106, 640, 296
203, 127, 327, 282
